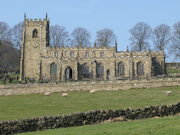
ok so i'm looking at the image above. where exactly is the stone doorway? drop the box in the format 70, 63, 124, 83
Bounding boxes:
107, 70, 110, 80
65, 67, 72, 80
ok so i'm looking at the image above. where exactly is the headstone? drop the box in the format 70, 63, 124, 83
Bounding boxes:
9, 77, 12, 83
25, 77, 27, 84
3, 78, 5, 84
16, 76, 19, 83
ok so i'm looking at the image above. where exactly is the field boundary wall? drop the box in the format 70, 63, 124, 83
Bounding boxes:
0, 103, 180, 134
0, 78, 180, 96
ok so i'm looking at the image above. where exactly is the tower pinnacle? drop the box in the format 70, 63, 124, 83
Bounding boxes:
24, 13, 26, 20
46, 12, 48, 19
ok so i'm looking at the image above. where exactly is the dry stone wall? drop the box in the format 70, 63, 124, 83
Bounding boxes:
0, 78, 180, 96
168, 73, 180, 77
1, 103, 180, 135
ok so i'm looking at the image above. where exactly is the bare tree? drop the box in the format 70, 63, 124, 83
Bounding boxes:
49, 25, 70, 47
10, 21, 24, 50
71, 27, 91, 47
169, 21, 180, 59
0, 41, 20, 73
152, 24, 171, 51
0, 22, 11, 45
129, 22, 152, 51
96, 28, 117, 47
0, 22, 21, 74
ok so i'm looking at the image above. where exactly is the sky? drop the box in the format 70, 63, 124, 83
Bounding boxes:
0, 0, 180, 62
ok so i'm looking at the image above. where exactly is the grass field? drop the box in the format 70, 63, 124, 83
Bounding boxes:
0, 86, 180, 121
19, 115, 180, 135
167, 69, 180, 73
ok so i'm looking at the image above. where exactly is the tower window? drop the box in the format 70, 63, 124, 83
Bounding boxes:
32, 29, 38, 38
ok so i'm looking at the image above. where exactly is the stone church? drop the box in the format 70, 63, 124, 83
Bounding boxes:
19, 15, 166, 81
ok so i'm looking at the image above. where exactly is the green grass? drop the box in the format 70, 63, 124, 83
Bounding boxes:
0, 73, 19, 78
0, 73, 20, 85
0, 86, 180, 121
18, 115, 180, 135
9, 73, 20, 77
167, 69, 180, 73
0, 80, 19, 85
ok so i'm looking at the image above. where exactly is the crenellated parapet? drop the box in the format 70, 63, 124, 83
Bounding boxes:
24, 13, 49, 27
44, 44, 116, 60
114, 48, 164, 58
43, 42, 165, 61
24, 18, 49, 26
46, 44, 116, 50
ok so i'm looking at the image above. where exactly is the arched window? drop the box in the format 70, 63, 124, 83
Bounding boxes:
32, 29, 38, 38
118, 62, 125, 76
50, 63, 57, 75
50, 63, 57, 81
137, 62, 144, 75
153, 59, 161, 75
97, 64, 104, 75
83, 64, 89, 78
97, 64, 104, 79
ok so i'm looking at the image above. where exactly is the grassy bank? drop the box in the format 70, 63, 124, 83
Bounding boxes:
167, 69, 180, 73
0, 86, 180, 121
18, 115, 180, 135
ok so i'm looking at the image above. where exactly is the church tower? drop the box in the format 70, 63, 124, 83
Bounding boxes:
20, 14, 49, 81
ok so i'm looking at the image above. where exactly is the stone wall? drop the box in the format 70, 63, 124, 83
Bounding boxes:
0, 78, 180, 96
0, 102, 180, 135
168, 73, 180, 77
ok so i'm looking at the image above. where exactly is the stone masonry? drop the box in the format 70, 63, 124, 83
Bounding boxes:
19, 15, 166, 81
